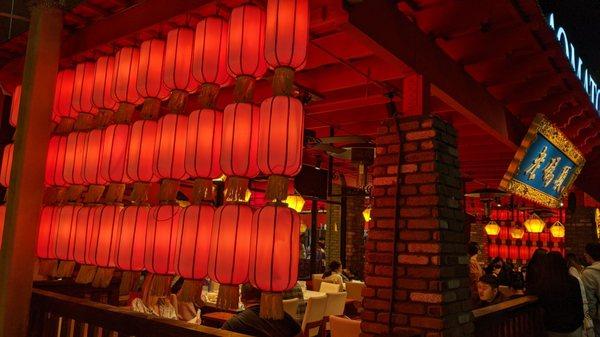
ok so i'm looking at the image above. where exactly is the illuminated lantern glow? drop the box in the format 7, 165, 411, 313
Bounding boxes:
285, 195, 305, 213
53, 69, 77, 121
208, 203, 253, 285
72, 62, 97, 115
73, 206, 96, 264
9, 85, 21, 127
249, 205, 300, 292
185, 109, 223, 179
88, 205, 122, 267
484, 221, 501, 236
101, 124, 131, 183
550, 221, 566, 238
510, 226, 525, 239
164, 27, 198, 93
64, 131, 88, 185
83, 129, 106, 186
0, 205, 4, 250
220, 103, 260, 178
145, 204, 182, 275
154, 114, 189, 180
112, 47, 142, 107
36, 206, 59, 259
127, 119, 158, 182
228, 4, 268, 78
265, 0, 309, 71
524, 213, 546, 233
174, 204, 215, 279
258, 96, 304, 177
193, 17, 231, 86
45, 135, 67, 187
92, 56, 118, 113
0, 143, 14, 188
137, 39, 169, 101
362, 207, 372, 222
54, 205, 80, 261
115, 205, 149, 271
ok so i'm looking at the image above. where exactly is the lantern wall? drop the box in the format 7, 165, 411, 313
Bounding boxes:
127, 119, 158, 182
9, 85, 21, 127
265, 0, 309, 70
137, 39, 169, 100
54, 205, 80, 261
83, 129, 106, 186
88, 205, 122, 268
163, 27, 198, 92
53, 69, 76, 121
174, 204, 215, 279
45, 135, 67, 187
154, 114, 188, 180
72, 62, 97, 115
0, 143, 13, 188
193, 17, 230, 86
220, 103, 260, 178
112, 47, 142, 105
0, 205, 4, 250
73, 206, 96, 264
101, 124, 131, 183
228, 4, 267, 78
92, 56, 118, 112
36, 206, 58, 259
115, 205, 149, 271
145, 205, 181, 275
185, 109, 223, 179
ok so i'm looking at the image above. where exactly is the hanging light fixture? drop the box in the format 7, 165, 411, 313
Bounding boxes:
363, 207, 372, 222
550, 221, 565, 238
9, 85, 21, 127
510, 223, 525, 239
285, 194, 305, 213
524, 213, 545, 233
484, 220, 501, 236
0, 143, 14, 188
163, 26, 198, 113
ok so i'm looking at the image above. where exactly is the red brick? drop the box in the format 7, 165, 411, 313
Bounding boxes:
395, 302, 426, 315
376, 134, 399, 145
365, 276, 392, 288
366, 230, 393, 241
399, 120, 420, 131
411, 316, 444, 329
405, 151, 436, 163
398, 254, 429, 265
406, 130, 436, 141
363, 298, 390, 311
406, 196, 439, 206
366, 252, 393, 264
374, 265, 393, 277
377, 288, 392, 300
407, 267, 441, 279
361, 311, 376, 322
373, 176, 397, 186
376, 146, 386, 155
419, 184, 437, 194
407, 219, 440, 229
371, 208, 395, 219
400, 185, 418, 195
410, 292, 443, 303
361, 322, 388, 334
408, 243, 441, 253
376, 241, 394, 252
400, 164, 418, 173
397, 278, 428, 290
399, 230, 431, 241
403, 142, 419, 152
362, 287, 376, 298
405, 173, 438, 184
400, 207, 431, 218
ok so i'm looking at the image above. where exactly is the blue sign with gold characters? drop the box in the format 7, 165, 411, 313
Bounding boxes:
500, 114, 585, 208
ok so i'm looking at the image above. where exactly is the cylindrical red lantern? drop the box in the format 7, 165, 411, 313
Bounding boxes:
0, 204, 4, 250
193, 17, 230, 86
112, 46, 142, 106
53, 69, 77, 121
265, 0, 309, 71
100, 124, 131, 183
88, 205, 122, 268
154, 114, 188, 180
250, 205, 300, 292
83, 129, 106, 186
45, 135, 67, 187
258, 96, 304, 177
114, 205, 149, 271
72, 62, 97, 115
0, 143, 14, 188
164, 27, 198, 93
36, 206, 59, 259
174, 204, 215, 279
54, 205, 80, 261
127, 119, 158, 183
92, 55, 118, 113
9, 85, 21, 127
228, 4, 267, 78
185, 109, 222, 179
208, 203, 253, 285
63, 131, 88, 185
137, 39, 169, 101
220, 103, 260, 178
73, 206, 96, 264
145, 204, 182, 275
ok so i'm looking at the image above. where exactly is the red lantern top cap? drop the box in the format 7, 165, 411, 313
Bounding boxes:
227, 4, 268, 78
265, 0, 309, 71
193, 17, 231, 86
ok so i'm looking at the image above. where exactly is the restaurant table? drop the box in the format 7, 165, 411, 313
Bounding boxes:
201, 311, 235, 328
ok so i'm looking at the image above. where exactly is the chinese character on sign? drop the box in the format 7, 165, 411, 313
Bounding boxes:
524, 146, 548, 180
543, 157, 561, 187
553, 166, 572, 193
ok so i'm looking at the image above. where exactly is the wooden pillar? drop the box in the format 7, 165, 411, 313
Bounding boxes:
0, 1, 62, 337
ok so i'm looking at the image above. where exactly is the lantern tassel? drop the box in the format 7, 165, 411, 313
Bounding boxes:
66, 185, 86, 203
192, 178, 215, 204
91, 267, 115, 288
37, 259, 58, 277
141, 98, 161, 119
168, 89, 189, 114
159, 179, 180, 203
74, 112, 95, 131
272, 67, 295, 97
233, 76, 256, 103
105, 183, 126, 204
130, 182, 150, 204
54, 117, 76, 134
56, 261, 76, 278
178, 280, 204, 303
216, 284, 240, 310
224, 177, 249, 202
197, 83, 220, 109
259, 292, 284, 320
119, 271, 142, 294
95, 109, 114, 128
84, 185, 105, 203
265, 175, 289, 202
75, 265, 97, 284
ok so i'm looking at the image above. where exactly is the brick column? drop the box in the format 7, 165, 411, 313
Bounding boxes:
565, 207, 597, 257
361, 115, 473, 337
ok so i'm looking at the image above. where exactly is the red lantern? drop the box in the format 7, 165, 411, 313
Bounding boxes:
36, 206, 59, 259
45, 135, 67, 187
115, 205, 149, 271
0, 143, 13, 188
83, 129, 106, 186
208, 204, 253, 285
88, 205, 122, 268
228, 4, 267, 78
220, 103, 260, 178
53, 69, 77, 121
92, 55, 118, 112
127, 119, 158, 182
258, 96, 304, 177
250, 205, 300, 292
54, 205, 79, 261
164, 27, 198, 93
185, 109, 223, 179
100, 124, 131, 183
63, 131, 88, 185
137, 39, 169, 100
72, 62, 97, 115
9, 85, 21, 127
174, 204, 215, 279
154, 114, 188, 180
112, 47, 142, 106
193, 17, 230, 86
73, 206, 96, 264
265, 0, 309, 70
145, 204, 182, 275
0, 205, 4, 250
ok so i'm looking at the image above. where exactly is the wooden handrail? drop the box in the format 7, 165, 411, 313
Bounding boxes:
30, 289, 251, 337
472, 295, 538, 318
472, 295, 544, 337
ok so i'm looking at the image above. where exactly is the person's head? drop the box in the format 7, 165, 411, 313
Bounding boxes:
477, 274, 499, 302
468, 242, 479, 257
528, 248, 547, 267
240, 284, 262, 307
328, 260, 342, 273
539, 252, 570, 296
566, 253, 583, 270
585, 243, 600, 264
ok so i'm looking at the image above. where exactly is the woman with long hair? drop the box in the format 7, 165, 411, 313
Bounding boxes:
525, 248, 548, 295
567, 253, 595, 337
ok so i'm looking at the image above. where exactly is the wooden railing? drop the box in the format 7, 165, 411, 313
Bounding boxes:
472, 295, 544, 337
28, 289, 251, 337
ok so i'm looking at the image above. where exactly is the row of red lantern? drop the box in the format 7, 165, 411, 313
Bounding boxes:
36, 202, 299, 291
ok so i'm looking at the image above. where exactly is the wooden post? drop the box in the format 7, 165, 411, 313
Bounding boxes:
0, 1, 62, 336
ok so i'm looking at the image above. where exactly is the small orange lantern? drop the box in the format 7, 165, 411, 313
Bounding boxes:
484, 220, 501, 236
524, 213, 546, 233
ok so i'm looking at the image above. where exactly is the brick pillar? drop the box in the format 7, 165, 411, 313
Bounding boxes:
346, 191, 367, 279
326, 184, 342, 266
361, 115, 473, 337
565, 207, 597, 257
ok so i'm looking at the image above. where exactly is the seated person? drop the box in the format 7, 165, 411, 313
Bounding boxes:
477, 274, 505, 307
322, 260, 345, 291
282, 282, 306, 317
222, 284, 302, 337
